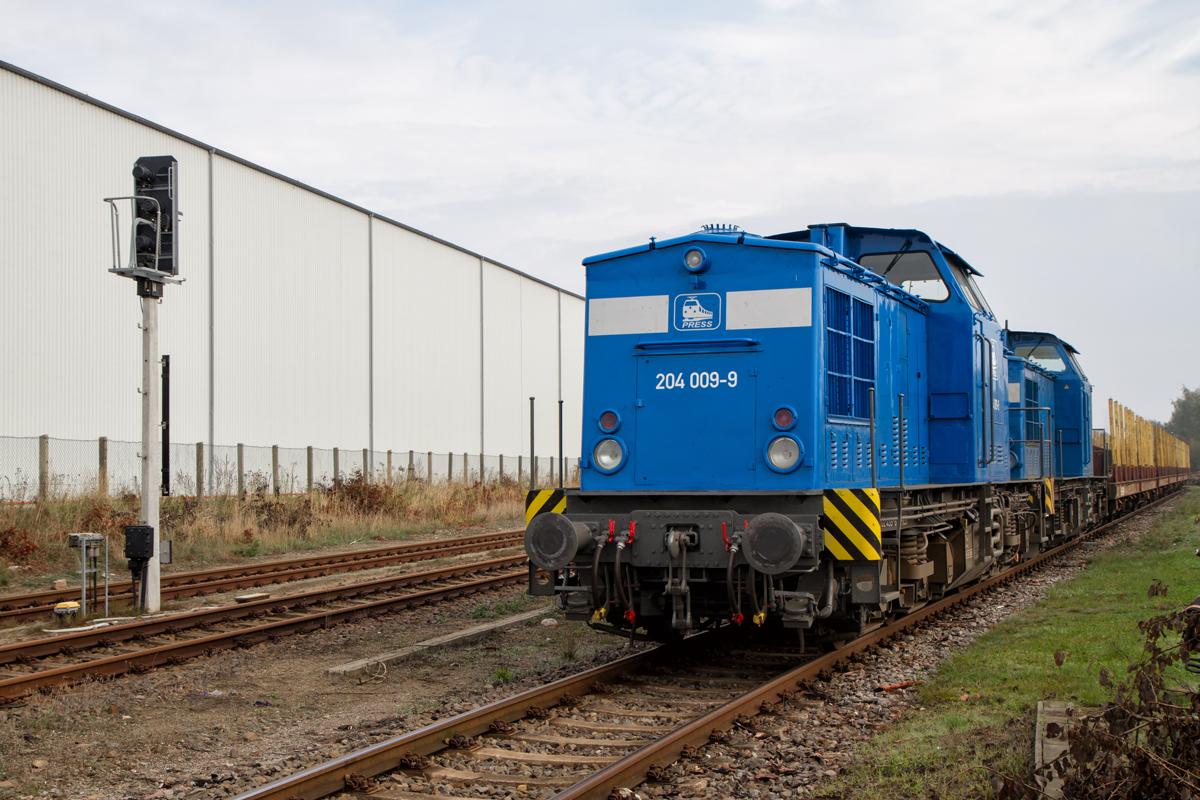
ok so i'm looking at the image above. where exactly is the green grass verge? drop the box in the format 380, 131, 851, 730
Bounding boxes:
468, 596, 540, 619
825, 487, 1200, 799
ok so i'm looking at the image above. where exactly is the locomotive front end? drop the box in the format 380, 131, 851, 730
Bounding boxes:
526, 226, 850, 639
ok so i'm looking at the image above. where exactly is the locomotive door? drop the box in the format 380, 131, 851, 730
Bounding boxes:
975, 317, 1004, 478
633, 352, 757, 488
896, 310, 915, 479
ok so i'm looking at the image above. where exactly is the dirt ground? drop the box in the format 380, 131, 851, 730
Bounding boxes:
0, 581, 638, 799
0, 524, 642, 799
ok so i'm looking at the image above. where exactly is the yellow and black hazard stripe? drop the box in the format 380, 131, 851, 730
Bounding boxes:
524, 488, 566, 525
1043, 478, 1054, 515
821, 488, 882, 561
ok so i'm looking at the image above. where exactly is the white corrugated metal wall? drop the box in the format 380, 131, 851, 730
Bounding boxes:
0, 61, 583, 482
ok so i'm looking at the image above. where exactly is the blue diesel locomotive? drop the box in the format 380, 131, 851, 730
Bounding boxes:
524, 223, 1190, 642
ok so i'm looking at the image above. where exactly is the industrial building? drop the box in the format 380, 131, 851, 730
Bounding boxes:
0, 60, 584, 495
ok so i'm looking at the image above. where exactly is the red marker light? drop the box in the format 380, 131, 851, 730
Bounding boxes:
774, 407, 794, 428
600, 411, 618, 431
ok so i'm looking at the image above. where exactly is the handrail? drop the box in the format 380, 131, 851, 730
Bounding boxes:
633, 338, 760, 350
1017, 407, 1053, 479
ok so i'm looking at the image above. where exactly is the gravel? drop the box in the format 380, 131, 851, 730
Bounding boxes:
638, 499, 1177, 799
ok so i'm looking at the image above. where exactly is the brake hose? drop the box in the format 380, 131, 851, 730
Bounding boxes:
726, 544, 743, 622
590, 538, 608, 615
614, 540, 631, 610
748, 563, 762, 619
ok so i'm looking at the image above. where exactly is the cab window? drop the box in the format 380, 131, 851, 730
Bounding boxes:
942, 250, 995, 316
945, 261, 981, 311
965, 272, 994, 317
858, 251, 949, 302
1014, 344, 1066, 372
1066, 350, 1087, 380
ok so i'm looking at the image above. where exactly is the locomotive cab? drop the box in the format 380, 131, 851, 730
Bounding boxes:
1008, 331, 1094, 479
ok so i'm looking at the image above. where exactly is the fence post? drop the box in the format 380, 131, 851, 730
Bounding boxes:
333, 448, 340, 487
387, 450, 393, 484
448, 453, 453, 484
272, 445, 280, 495
237, 443, 244, 499
479, 453, 484, 483
363, 448, 369, 482
38, 434, 49, 502
195, 442, 204, 498
499, 454, 504, 482
426, 451, 432, 483
463, 452, 469, 483
98, 436, 108, 497
408, 450, 414, 481
307, 446, 314, 494
518, 455, 523, 485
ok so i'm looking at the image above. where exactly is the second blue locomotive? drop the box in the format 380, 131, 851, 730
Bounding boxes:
524, 223, 1188, 641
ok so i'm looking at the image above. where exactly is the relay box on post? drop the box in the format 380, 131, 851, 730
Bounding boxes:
123, 525, 154, 560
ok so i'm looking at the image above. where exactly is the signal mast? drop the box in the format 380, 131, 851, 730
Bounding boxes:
104, 157, 182, 612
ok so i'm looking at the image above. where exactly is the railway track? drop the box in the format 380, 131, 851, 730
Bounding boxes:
0, 528, 524, 624
227, 490, 1183, 800
0, 555, 529, 701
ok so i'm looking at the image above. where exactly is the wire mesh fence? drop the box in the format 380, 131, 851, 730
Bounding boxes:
0, 434, 580, 502
0, 436, 40, 503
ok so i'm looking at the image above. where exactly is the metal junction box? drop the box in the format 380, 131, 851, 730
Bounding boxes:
123, 525, 154, 560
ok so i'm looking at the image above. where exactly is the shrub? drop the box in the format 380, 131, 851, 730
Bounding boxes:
999, 582, 1200, 800
0, 524, 40, 565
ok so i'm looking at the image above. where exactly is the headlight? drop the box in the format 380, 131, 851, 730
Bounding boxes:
593, 438, 625, 472
682, 247, 709, 273
767, 436, 801, 471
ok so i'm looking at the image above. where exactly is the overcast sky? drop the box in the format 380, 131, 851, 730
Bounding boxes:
2, 0, 1198, 423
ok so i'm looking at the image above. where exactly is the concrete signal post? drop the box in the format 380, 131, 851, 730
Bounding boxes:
104, 156, 182, 613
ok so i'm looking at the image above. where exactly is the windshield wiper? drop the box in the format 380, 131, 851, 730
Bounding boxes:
880, 239, 913, 277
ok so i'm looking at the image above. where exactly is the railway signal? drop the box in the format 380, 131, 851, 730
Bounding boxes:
104, 156, 184, 613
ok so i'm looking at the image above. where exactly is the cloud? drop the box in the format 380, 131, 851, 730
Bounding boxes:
2, 0, 1198, 418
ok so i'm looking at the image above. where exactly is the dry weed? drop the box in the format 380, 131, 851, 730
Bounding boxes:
0, 471, 543, 576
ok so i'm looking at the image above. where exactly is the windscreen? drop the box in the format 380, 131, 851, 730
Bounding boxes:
858, 251, 949, 302
1014, 344, 1066, 372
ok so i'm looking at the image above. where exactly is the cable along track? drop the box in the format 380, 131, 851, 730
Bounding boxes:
0, 529, 524, 623
228, 490, 1181, 800
0, 556, 527, 700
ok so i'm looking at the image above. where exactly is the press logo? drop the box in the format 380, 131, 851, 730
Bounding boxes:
673, 293, 721, 331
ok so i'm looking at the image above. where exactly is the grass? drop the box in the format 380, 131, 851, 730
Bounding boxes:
0, 472, 531, 579
827, 487, 1200, 799
469, 597, 532, 619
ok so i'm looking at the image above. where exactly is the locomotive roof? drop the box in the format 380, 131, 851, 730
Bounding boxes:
583, 223, 985, 277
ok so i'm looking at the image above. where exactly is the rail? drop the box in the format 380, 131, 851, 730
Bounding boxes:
0, 556, 528, 699
229, 487, 1185, 800
0, 529, 525, 623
